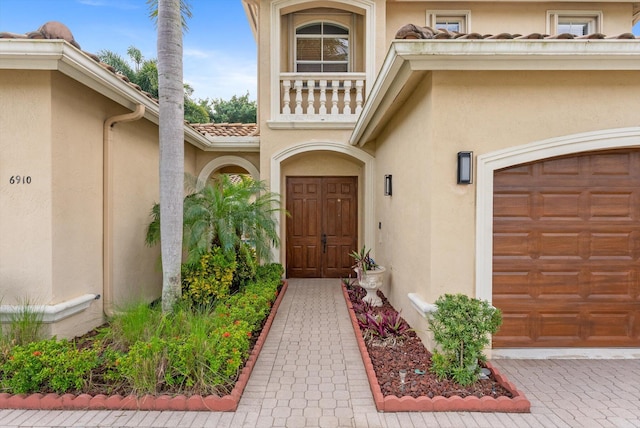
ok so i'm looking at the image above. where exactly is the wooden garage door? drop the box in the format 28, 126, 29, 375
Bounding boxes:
493, 150, 640, 348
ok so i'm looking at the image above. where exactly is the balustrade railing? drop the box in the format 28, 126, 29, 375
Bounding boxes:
278, 72, 366, 122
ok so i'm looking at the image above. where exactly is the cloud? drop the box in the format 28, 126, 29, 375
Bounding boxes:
183, 46, 256, 101
76, 0, 139, 10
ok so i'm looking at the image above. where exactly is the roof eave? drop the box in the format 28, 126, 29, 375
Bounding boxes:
0, 39, 213, 150
241, 0, 259, 42
200, 136, 260, 152
350, 39, 640, 147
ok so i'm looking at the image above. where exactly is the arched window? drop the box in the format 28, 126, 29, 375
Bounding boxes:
295, 22, 349, 72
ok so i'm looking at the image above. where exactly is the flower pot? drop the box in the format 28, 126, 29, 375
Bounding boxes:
355, 266, 386, 307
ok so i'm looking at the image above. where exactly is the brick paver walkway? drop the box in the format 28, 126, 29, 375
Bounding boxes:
1, 278, 639, 427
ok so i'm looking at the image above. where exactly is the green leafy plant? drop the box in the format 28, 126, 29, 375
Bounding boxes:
356, 310, 412, 346
0, 263, 284, 396
2, 298, 45, 346
231, 243, 257, 292
0, 339, 100, 394
181, 246, 237, 307
428, 294, 502, 386
146, 174, 285, 266
349, 246, 378, 277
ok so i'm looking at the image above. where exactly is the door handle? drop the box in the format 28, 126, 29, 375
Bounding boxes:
321, 233, 327, 253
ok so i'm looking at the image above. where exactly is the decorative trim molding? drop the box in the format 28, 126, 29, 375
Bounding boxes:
270, 140, 375, 263
475, 127, 640, 312
0, 294, 99, 323
270, 0, 376, 123
197, 156, 260, 189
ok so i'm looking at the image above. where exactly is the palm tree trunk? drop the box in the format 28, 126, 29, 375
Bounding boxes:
157, 0, 184, 313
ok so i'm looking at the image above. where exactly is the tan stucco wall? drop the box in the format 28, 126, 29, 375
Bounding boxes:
50, 73, 105, 307
0, 70, 54, 303
373, 69, 640, 347
1, 69, 206, 338
386, 2, 634, 40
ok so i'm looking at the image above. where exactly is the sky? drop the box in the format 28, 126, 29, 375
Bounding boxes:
0, 1, 638, 102
0, 0, 257, 101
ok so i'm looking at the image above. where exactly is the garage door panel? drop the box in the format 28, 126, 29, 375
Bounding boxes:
493, 149, 640, 348
494, 193, 532, 218
498, 313, 534, 339
538, 312, 582, 340
588, 313, 633, 338
494, 233, 531, 258
589, 271, 635, 297
538, 271, 581, 297
590, 233, 634, 259
590, 152, 633, 176
540, 193, 581, 219
590, 193, 633, 219
539, 233, 581, 259
493, 271, 532, 296
541, 156, 579, 175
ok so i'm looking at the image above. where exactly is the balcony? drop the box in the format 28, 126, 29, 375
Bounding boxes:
270, 72, 367, 129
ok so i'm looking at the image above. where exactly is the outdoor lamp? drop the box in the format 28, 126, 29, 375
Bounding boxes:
384, 174, 392, 196
457, 151, 473, 184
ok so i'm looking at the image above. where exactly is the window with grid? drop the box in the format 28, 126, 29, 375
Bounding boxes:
295, 22, 349, 72
547, 11, 602, 36
426, 10, 470, 33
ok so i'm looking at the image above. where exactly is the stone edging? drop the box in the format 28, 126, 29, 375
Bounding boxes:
341, 284, 531, 413
0, 280, 289, 412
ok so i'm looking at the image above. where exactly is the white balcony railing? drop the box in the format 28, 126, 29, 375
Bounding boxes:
277, 72, 366, 123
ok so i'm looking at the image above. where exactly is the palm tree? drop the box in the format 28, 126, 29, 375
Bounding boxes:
146, 174, 284, 267
127, 46, 144, 73
156, 0, 186, 313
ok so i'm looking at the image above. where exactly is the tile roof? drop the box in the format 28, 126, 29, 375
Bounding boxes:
395, 24, 638, 40
1, 21, 261, 138
191, 123, 259, 138
0, 21, 158, 103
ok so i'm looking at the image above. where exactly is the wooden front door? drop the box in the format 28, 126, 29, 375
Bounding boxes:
286, 177, 358, 278
493, 150, 640, 348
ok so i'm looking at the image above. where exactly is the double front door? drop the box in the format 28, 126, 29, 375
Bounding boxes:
286, 177, 358, 278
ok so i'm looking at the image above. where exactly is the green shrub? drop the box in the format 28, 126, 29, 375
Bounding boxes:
0, 261, 285, 396
105, 301, 163, 350
0, 298, 45, 346
231, 243, 257, 292
0, 339, 100, 394
182, 246, 236, 307
428, 294, 502, 386
256, 263, 284, 284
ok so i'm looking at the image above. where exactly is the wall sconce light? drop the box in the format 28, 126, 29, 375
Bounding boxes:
384, 174, 392, 196
457, 151, 473, 184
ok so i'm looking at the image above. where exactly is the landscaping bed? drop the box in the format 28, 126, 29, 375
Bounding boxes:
342, 282, 531, 412
0, 271, 287, 412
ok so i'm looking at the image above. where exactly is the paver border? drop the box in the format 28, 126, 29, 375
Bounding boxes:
0, 280, 289, 412
341, 284, 531, 413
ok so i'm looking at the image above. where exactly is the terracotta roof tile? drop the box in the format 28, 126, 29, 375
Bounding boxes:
395, 24, 638, 40
2, 22, 262, 136
1, 21, 158, 104
190, 123, 259, 137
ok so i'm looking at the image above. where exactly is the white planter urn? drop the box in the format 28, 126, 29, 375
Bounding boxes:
355, 266, 386, 307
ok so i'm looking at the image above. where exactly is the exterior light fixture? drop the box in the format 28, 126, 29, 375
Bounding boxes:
457, 151, 473, 184
384, 174, 392, 196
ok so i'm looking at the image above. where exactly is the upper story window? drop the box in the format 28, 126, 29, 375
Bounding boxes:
295, 22, 349, 72
426, 10, 471, 33
547, 11, 602, 36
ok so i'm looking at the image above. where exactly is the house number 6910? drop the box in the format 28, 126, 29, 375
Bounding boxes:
9, 175, 31, 184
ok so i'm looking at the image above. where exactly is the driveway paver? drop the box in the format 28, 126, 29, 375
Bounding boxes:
1, 279, 638, 427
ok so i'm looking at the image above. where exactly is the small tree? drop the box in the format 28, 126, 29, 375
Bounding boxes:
146, 174, 284, 266
208, 92, 257, 123
428, 294, 502, 386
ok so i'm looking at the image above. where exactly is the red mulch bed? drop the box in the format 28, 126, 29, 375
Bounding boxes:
343, 283, 531, 412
